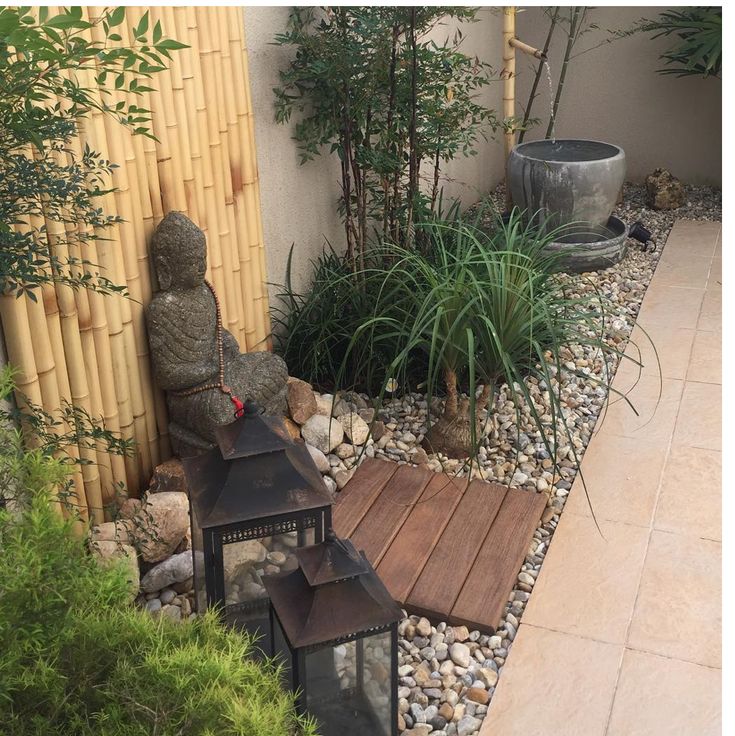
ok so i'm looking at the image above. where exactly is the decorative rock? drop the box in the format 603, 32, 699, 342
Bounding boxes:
416, 617, 432, 637
305, 443, 330, 473
133, 491, 190, 563
335, 469, 355, 490
90, 541, 139, 598
140, 551, 194, 593
452, 625, 470, 642
370, 420, 386, 441
283, 417, 302, 440
149, 458, 188, 494
159, 588, 176, 605
161, 604, 182, 622
466, 687, 489, 705
145, 597, 162, 614
315, 393, 334, 416
339, 412, 370, 445
449, 642, 471, 668
90, 520, 133, 545
287, 376, 318, 425
457, 715, 482, 736
439, 703, 455, 722
301, 414, 344, 454
645, 168, 685, 210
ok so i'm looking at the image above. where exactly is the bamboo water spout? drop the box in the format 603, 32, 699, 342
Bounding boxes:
502, 7, 547, 209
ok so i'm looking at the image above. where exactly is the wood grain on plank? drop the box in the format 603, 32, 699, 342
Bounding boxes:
350, 463, 433, 566
332, 457, 398, 538
406, 479, 507, 620
377, 473, 467, 605
450, 488, 546, 631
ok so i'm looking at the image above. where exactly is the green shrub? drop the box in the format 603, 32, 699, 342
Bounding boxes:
0, 464, 315, 735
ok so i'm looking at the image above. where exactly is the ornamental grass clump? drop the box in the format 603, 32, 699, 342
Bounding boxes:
338, 210, 637, 462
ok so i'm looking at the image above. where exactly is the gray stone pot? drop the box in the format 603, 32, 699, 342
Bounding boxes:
507, 139, 626, 230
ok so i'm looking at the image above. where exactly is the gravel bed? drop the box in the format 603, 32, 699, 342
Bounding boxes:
347, 182, 720, 736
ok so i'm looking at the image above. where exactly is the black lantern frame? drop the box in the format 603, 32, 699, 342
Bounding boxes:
265, 533, 401, 736
181, 409, 333, 648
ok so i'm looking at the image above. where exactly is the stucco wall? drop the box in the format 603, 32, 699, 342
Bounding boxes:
245, 6, 721, 299
516, 6, 721, 185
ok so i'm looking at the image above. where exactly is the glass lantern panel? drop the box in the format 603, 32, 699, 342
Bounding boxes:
305, 633, 390, 736
223, 527, 315, 641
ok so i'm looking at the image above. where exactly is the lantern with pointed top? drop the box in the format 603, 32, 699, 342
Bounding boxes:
265, 531, 402, 736
181, 402, 333, 648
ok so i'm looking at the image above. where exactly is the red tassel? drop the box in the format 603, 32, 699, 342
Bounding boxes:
231, 394, 245, 418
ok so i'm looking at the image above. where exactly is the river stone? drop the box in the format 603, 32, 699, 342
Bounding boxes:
305, 442, 330, 473
301, 414, 344, 454
457, 715, 482, 736
315, 393, 334, 416
646, 168, 685, 210
339, 412, 370, 445
141, 550, 194, 593
90, 540, 139, 598
449, 642, 471, 668
287, 376, 317, 425
90, 519, 133, 545
149, 458, 188, 494
133, 491, 190, 563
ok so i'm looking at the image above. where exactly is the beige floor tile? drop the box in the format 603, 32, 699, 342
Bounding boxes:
687, 330, 721, 384
607, 649, 721, 736
672, 381, 721, 451
655, 446, 721, 541
628, 531, 721, 667
594, 375, 683, 445
636, 285, 704, 330
708, 257, 722, 289
698, 289, 721, 332
619, 325, 695, 382
660, 221, 721, 258
566, 435, 667, 527
479, 626, 622, 736
653, 255, 711, 288
523, 513, 649, 643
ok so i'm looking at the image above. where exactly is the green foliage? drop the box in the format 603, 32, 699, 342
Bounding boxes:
0, 465, 315, 735
273, 7, 498, 260
639, 7, 721, 78
0, 6, 186, 298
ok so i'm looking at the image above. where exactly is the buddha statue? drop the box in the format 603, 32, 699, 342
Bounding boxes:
146, 212, 288, 457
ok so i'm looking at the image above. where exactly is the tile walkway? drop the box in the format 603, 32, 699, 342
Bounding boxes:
479, 220, 721, 736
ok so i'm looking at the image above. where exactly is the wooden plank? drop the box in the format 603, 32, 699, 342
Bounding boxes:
406, 479, 507, 620
350, 463, 434, 566
376, 473, 467, 605
450, 488, 546, 631
332, 457, 398, 538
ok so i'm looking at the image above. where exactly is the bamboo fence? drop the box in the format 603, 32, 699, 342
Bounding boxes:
0, 7, 272, 523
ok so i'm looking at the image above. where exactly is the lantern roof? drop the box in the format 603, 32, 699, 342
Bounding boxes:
265, 536, 402, 649
296, 530, 370, 586
181, 431, 332, 530
214, 407, 294, 460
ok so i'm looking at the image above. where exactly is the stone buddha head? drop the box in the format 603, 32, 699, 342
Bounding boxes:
151, 212, 207, 291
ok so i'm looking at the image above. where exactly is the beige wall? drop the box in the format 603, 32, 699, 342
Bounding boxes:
245, 6, 721, 299
516, 6, 721, 184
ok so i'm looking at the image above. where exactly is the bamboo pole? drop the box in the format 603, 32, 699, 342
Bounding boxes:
503, 7, 516, 211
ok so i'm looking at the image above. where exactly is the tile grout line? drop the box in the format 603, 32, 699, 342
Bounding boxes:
601, 220, 714, 735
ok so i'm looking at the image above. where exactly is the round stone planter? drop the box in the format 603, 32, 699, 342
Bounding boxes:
508, 139, 626, 230
544, 215, 628, 273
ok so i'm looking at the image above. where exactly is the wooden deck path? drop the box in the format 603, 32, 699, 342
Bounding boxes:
332, 458, 545, 633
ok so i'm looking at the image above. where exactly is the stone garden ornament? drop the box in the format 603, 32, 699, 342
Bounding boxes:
146, 212, 288, 456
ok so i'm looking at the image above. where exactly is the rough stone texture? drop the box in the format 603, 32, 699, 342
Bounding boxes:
133, 491, 190, 563
90, 541, 139, 598
646, 168, 686, 210
149, 458, 188, 494
283, 417, 302, 440
140, 551, 194, 593
339, 412, 370, 445
90, 520, 133, 545
305, 443, 330, 473
301, 414, 344, 454
145, 212, 288, 457
287, 376, 317, 425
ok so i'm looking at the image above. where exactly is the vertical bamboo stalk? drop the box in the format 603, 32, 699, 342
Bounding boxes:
503, 7, 516, 211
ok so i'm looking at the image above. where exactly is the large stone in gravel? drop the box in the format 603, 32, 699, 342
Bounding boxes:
449, 642, 471, 668
301, 414, 344, 454
457, 714, 483, 736
149, 458, 188, 494
141, 551, 194, 593
133, 491, 190, 563
339, 412, 370, 445
90, 519, 133, 545
91, 540, 139, 598
646, 168, 685, 210
287, 377, 317, 425
305, 443, 330, 473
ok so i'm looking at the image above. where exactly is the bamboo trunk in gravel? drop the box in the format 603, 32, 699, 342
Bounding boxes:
0, 6, 272, 518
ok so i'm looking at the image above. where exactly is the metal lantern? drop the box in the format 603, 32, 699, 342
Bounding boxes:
265, 531, 402, 736
181, 403, 333, 648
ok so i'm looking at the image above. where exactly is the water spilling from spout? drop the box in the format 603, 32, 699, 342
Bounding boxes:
544, 60, 556, 144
